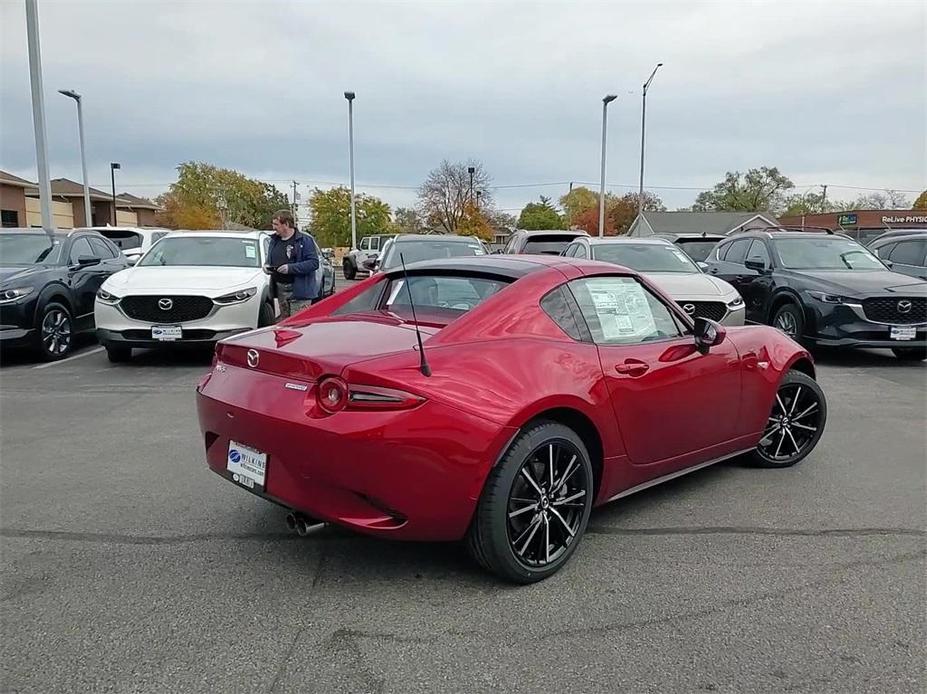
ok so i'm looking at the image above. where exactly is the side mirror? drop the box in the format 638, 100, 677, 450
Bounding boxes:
74, 255, 101, 268
693, 317, 726, 355
744, 259, 768, 272
884, 260, 894, 269
126, 255, 140, 266
697, 261, 709, 271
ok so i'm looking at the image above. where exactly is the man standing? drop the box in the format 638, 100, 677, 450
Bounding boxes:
266, 210, 320, 318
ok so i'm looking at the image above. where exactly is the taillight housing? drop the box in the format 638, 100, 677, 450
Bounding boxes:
315, 377, 424, 414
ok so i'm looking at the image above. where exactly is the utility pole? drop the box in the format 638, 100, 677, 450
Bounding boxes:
821, 184, 828, 212
25, 0, 55, 237
344, 91, 357, 250
291, 180, 299, 226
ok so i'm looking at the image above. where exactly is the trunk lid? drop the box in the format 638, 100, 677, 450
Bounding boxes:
217, 314, 438, 381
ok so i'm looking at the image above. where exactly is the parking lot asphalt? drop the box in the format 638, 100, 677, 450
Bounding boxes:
1, 288, 925, 692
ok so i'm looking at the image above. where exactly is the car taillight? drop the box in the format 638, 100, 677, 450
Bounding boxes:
317, 376, 349, 413
315, 377, 424, 414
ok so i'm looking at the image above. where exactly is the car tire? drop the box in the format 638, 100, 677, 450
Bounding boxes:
892, 346, 927, 361
748, 370, 827, 468
35, 302, 74, 361
466, 420, 594, 583
772, 303, 804, 342
258, 301, 275, 327
342, 259, 356, 281
105, 345, 132, 363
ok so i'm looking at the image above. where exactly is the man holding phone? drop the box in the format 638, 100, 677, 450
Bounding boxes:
266, 210, 320, 318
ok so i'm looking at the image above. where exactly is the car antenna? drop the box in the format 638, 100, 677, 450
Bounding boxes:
399, 252, 432, 377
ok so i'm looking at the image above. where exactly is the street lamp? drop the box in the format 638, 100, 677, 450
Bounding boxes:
468, 166, 475, 204
59, 89, 92, 227
344, 91, 357, 250
598, 94, 618, 237
25, 0, 55, 236
638, 62, 663, 219
110, 162, 120, 226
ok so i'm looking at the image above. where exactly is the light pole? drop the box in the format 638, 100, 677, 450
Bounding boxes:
110, 162, 120, 226
25, 0, 55, 236
638, 62, 663, 220
59, 89, 92, 227
468, 166, 475, 205
344, 91, 357, 250
598, 95, 618, 237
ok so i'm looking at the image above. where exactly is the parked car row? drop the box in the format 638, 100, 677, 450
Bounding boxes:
0, 227, 335, 363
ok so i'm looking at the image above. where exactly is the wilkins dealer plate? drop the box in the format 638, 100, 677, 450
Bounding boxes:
226, 441, 267, 491
890, 326, 916, 341
152, 325, 183, 341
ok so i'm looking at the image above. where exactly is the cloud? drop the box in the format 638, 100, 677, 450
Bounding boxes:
2, 0, 924, 215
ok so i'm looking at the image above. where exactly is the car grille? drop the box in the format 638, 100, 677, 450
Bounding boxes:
121, 295, 214, 323
861, 297, 927, 325
677, 301, 727, 322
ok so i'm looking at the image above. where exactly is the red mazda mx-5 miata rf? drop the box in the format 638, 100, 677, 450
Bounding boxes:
196, 255, 827, 582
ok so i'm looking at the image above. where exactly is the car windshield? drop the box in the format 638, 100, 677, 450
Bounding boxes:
381, 239, 485, 270
774, 238, 885, 270
0, 234, 61, 264
382, 274, 509, 324
593, 243, 700, 273
524, 235, 581, 255
673, 240, 719, 262
138, 237, 261, 267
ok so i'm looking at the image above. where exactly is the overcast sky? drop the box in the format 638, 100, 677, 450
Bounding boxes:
1, 0, 924, 218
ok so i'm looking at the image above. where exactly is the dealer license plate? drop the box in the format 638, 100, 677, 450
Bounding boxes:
152, 325, 182, 341
890, 326, 916, 341
227, 441, 267, 491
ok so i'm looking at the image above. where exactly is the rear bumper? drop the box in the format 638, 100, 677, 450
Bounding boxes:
195, 363, 514, 541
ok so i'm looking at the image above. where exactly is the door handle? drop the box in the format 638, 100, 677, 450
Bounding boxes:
615, 360, 650, 377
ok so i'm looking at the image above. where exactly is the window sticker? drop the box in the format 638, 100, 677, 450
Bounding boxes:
586, 279, 656, 341
244, 244, 257, 259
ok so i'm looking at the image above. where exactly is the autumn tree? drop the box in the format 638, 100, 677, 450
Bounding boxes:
564, 191, 664, 235
913, 190, 927, 209
418, 160, 494, 233
559, 186, 599, 227
517, 196, 564, 230
155, 162, 289, 230
693, 167, 794, 213
307, 186, 391, 247
456, 202, 494, 241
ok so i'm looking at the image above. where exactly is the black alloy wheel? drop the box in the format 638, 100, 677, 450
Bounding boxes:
467, 421, 594, 583
37, 303, 73, 361
773, 303, 804, 341
751, 370, 827, 468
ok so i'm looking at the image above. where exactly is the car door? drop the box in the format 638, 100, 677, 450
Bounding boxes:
738, 239, 776, 322
66, 236, 109, 329
887, 239, 927, 279
568, 275, 742, 476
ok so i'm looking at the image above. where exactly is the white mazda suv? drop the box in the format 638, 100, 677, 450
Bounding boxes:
94, 231, 276, 362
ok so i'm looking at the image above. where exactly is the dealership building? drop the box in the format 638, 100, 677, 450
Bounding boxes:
777, 209, 927, 232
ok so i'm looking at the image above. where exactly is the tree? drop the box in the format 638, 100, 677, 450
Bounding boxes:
914, 190, 927, 210
418, 160, 494, 233
393, 207, 427, 233
559, 186, 599, 227
563, 191, 664, 235
692, 167, 794, 213
154, 161, 289, 230
307, 186, 391, 247
456, 202, 494, 241
517, 196, 564, 230
848, 190, 909, 210
783, 191, 829, 216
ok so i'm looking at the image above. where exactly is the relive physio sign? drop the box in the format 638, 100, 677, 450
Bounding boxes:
882, 214, 927, 224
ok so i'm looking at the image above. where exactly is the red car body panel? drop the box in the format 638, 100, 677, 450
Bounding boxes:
196, 258, 814, 541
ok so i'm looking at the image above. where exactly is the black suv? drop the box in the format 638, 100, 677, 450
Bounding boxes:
0, 228, 128, 360
704, 231, 927, 360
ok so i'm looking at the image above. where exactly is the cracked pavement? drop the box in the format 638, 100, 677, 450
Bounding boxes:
1, 345, 925, 693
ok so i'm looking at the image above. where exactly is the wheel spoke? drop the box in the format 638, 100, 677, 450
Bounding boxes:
548, 507, 576, 538
794, 403, 818, 421
553, 489, 585, 506
774, 429, 786, 458
554, 456, 577, 493
786, 428, 801, 456
775, 394, 788, 416
548, 444, 555, 489
788, 387, 802, 415
513, 514, 541, 548
508, 503, 537, 519
544, 515, 550, 563
792, 422, 816, 432
517, 516, 542, 557
520, 467, 544, 498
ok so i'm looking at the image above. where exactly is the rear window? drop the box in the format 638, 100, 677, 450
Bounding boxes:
98, 229, 143, 250
383, 274, 509, 324
674, 239, 719, 262
523, 235, 582, 255
381, 239, 484, 270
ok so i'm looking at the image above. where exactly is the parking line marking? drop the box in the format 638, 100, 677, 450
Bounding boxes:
32, 346, 104, 370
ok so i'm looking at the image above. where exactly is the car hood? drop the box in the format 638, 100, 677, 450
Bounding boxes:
103, 266, 264, 294
0, 265, 54, 286
644, 272, 737, 300
792, 270, 927, 297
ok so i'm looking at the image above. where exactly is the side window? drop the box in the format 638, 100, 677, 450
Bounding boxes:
574, 244, 588, 259
568, 276, 682, 345
89, 237, 117, 259
370, 237, 380, 251
151, 232, 169, 243
563, 244, 577, 257
746, 239, 771, 266
872, 242, 894, 258
889, 239, 926, 266
540, 287, 584, 341
715, 243, 730, 261
360, 237, 369, 251
725, 239, 751, 265
68, 237, 94, 264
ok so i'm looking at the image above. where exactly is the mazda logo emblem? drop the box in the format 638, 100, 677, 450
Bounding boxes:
158, 298, 173, 311
246, 349, 259, 368
683, 303, 696, 315
897, 300, 912, 314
